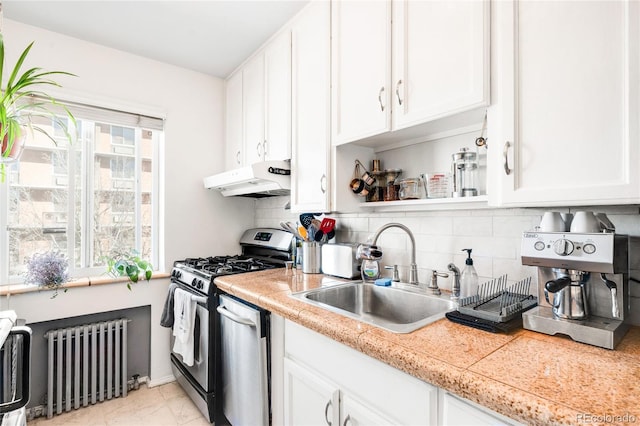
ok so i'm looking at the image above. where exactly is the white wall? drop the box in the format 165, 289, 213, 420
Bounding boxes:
0, 20, 255, 383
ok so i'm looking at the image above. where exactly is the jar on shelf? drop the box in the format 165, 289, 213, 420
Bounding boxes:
383, 169, 402, 201
398, 177, 423, 200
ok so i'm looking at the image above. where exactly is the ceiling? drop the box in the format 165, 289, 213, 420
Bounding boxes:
3, 0, 309, 79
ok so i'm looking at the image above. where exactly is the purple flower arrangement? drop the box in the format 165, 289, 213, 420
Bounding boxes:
24, 251, 70, 297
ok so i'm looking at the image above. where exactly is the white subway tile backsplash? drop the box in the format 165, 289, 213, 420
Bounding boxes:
254, 196, 640, 327
452, 216, 493, 237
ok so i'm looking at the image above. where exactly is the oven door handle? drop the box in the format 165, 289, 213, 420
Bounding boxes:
216, 306, 256, 327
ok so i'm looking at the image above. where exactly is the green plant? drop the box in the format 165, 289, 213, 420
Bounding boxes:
105, 250, 153, 290
0, 33, 76, 178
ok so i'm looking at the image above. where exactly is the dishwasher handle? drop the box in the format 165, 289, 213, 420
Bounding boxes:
217, 305, 256, 327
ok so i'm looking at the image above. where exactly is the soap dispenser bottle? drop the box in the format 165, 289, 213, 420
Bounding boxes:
460, 248, 478, 299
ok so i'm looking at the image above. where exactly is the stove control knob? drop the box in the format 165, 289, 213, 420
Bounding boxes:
553, 239, 574, 256
173, 270, 181, 279
197, 280, 204, 289
191, 278, 197, 287
583, 243, 596, 254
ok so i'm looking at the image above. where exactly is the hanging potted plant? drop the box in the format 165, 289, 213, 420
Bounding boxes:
0, 33, 76, 177
24, 251, 71, 298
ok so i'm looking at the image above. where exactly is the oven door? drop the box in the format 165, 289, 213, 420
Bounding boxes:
169, 282, 211, 392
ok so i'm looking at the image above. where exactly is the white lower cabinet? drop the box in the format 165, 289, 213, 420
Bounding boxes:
440, 391, 521, 426
284, 320, 436, 425
281, 320, 523, 426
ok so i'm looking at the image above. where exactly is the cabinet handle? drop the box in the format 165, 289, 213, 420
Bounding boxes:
320, 174, 327, 194
257, 142, 263, 159
342, 414, 351, 426
236, 151, 241, 165
378, 86, 385, 111
263, 140, 268, 158
324, 400, 332, 426
503, 141, 512, 175
395, 79, 403, 105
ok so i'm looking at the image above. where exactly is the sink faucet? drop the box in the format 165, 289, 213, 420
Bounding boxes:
447, 263, 461, 300
371, 223, 419, 285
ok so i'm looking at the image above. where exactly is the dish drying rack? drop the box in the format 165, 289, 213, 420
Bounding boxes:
458, 275, 536, 323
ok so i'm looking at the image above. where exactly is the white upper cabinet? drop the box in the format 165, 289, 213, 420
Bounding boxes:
331, 1, 391, 144
488, 0, 640, 206
392, 0, 489, 130
225, 71, 243, 170
243, 54, 266, 166
331, 0, 490, 147
224, 30, 292, 170
264, 30, 292, 161
290, 0, 332, 212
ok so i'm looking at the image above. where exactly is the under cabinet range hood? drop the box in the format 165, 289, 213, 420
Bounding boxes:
203, 160, 291, 197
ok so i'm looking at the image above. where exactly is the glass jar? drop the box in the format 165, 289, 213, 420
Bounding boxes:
398, 177, 422, 200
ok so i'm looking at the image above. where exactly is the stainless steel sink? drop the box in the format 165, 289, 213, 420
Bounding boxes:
290, 282, 456, 333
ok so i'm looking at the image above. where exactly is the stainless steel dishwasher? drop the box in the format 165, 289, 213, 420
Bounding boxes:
217, 294, 270, 426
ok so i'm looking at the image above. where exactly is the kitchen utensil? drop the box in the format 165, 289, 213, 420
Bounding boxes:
299, 213, 314, 228
350, 160, 373, 197
570, 211, 600, 233
320, 218, 335, 233
398, 177, 422, 200
451, 147, 478, 197
298, 226, 308, 241
422, 172, 451, 198
539, 212, 565, 232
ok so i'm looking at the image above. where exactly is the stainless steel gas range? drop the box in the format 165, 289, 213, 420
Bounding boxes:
167, 228, 294, 424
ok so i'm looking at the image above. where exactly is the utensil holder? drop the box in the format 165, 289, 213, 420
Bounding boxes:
301, 242, 321, 274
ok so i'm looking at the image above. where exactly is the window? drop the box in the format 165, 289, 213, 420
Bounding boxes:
0, 102, 163, 283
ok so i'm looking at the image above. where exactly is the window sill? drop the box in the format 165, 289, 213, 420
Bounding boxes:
0, 272, 171, 296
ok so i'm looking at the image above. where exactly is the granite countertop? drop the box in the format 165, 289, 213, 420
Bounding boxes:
214, 269, 640, 426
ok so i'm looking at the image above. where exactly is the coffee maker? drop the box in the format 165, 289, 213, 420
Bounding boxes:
521, 231, 630, 349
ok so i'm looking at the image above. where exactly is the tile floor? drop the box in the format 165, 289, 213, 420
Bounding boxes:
27, 381, 211, 426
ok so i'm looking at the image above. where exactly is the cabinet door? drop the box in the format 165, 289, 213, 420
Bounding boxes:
441, 392, 515, 426
331, 0, 391, 145
243, 53, 265, 166
392, 0, 489, 130
489, 0, 640, 206
340, 394, 397, 426
225, 72, 243, 170
283, 358, 339, 426
264, 30, 292, 161
290, 0, 331, 212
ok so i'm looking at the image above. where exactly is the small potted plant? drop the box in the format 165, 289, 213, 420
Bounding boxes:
105, 249, 153, 290
0, 33, 76, 178
24, 251, 70, 298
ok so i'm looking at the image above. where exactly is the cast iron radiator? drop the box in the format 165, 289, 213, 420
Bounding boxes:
44, 318, 129, 418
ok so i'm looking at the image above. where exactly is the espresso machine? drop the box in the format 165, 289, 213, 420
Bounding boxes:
521, 231, 630, 349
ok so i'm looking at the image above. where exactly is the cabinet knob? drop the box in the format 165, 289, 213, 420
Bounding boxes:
378, 86, 385, 112
395, 79, 403, 106
236, 151, 241, 165
320, 174, 327, 194
257, 142, 263, 158
503, 141, 512, 175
